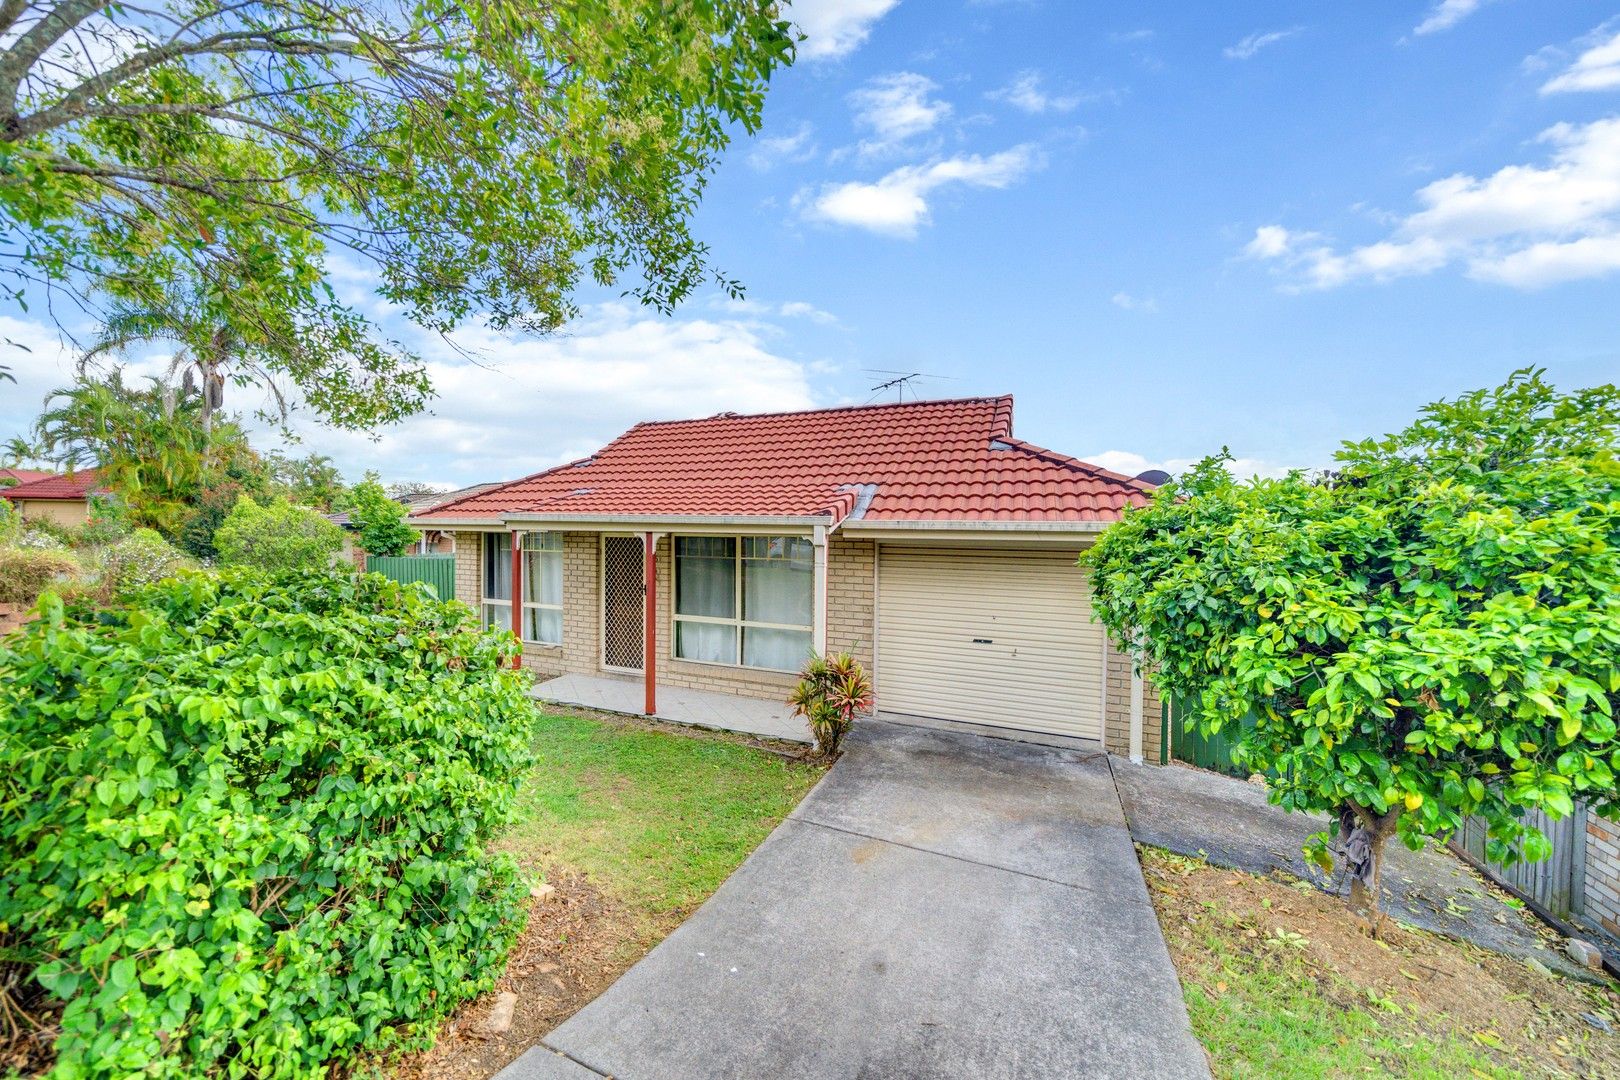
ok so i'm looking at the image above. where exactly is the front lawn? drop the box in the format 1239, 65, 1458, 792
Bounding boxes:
397, 707, 824, 1080
1142, 847, 1620, 1080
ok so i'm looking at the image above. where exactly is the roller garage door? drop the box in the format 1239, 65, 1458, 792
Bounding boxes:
876, 546, 1104, 739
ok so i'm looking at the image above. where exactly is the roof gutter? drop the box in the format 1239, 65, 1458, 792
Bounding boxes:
408, 512, 833, 532
841, 519, 1111, 533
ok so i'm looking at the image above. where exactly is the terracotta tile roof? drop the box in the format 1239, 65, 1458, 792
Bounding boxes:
1, 469, 104, 501
0, 468, 54, 485
416, 397, 1153, 525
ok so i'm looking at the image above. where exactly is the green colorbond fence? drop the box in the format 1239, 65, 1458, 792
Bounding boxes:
1164, 694, 1257, 777
366, 554, 456, 601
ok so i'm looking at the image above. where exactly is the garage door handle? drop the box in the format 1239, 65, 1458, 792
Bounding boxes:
971, 638, 993, 644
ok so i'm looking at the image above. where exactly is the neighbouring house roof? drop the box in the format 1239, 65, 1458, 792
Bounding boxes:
327, 482, 505, 529
400, 483, 504, 511
0, 468, 54, 486
0, 469, 104, 502
413, 397, 1153, 527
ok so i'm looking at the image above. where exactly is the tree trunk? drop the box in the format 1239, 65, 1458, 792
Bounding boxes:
1343, 804, 1402, 937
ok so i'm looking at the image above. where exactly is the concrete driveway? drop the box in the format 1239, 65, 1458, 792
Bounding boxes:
498, 720, 1211, 1080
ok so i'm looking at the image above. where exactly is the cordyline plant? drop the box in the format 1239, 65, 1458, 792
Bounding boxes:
0, 570, 537, 1076
1083, 370, 1620, 930
789, 650, 874, 758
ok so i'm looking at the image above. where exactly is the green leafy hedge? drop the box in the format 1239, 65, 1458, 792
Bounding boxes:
0, 571, 537, 1077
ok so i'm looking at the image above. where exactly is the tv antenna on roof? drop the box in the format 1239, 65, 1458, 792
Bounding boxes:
863, 369, 955, 404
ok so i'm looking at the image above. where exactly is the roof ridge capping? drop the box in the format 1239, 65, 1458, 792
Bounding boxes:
631, 393, 1017, 428
995, 436, 1157, 491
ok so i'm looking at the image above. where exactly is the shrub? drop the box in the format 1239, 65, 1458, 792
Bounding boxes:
0, 546, 80, 605
348, 474, 415, 559
14, 514, 76, 549
93, 527, 194, 598
0, 571, 536, 1077
213, 495, 343, 571
0, 496, 17, 545
177, 480, 245, 560
77, 493, 133, 548
788, 650, 874, 757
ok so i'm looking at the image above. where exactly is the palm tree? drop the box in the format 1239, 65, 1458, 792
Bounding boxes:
33, 371, 238, 534
80, 296, 288, 442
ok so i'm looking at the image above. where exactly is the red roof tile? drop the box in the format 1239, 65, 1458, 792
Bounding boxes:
0, 468, 54, 485
416, 397, 1152, 524
1, 469, 104, 501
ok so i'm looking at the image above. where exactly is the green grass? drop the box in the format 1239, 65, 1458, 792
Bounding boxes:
1178, 940, 1523, 1080
500, 709, 823, 919
1142, 849, 1543, 1080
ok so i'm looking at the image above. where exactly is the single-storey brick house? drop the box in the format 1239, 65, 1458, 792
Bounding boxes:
408, 396, 1165, 760
1, 469, 105, 528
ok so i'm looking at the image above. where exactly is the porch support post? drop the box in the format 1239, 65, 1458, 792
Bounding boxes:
811, 525, 828, 656
643, 531, 657, 717
1128, 630, 1144, 764
510, 529, 523, 670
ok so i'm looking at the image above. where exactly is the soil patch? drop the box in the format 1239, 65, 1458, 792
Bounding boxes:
394, 869, 675, 1080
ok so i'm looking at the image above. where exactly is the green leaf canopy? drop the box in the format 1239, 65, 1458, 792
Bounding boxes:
0, 0, 796, 428
1084, 370, 1620, 864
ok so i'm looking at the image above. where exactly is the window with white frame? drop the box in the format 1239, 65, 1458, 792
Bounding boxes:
674, 536, 813, 672
482, 532, 564, 644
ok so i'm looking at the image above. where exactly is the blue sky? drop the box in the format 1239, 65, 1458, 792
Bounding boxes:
4, 0, 1620, 487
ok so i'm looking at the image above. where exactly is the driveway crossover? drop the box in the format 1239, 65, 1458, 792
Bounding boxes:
497, 720, 1210, 1080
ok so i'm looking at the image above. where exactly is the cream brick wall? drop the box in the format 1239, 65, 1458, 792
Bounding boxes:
1102, 635, 1164, 762
1586, 816, 1620, 941
826, 535, 875, 674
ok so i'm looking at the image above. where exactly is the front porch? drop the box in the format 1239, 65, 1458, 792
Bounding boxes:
532, 673, 812, 744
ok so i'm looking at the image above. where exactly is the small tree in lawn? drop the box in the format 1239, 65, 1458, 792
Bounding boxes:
348, 475, 416, 560
1083, 370, 1620, 931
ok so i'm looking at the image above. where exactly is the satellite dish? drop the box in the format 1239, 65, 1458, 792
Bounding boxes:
1133, 469, 1172, 486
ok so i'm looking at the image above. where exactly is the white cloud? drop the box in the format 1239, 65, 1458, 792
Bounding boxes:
0, 305, 822, 489
778, 301, 839, 324
1223, 27, 1302, 61
712, 296, 840, 325
273, 304, 819, 487
986, 71, 1081, 114
800, 145, 1043, 237
1412, 0, 1484, 36
1243, 224, 1295, 259
1110, 292, 1159, 313
1244, 117, 1620, 289
747, 122, 818, 171
848, 73, 951, 155
1084, 450, 1302, 482
1540, 27, 1620, 94
786, 0, 900, 61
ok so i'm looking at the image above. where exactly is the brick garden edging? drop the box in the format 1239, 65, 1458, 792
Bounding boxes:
0, 602, 32, 636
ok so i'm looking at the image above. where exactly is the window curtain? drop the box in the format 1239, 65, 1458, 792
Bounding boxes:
743, 537, 813, 627
676, 537, 736, 618
743, 626, 812, 671
484, 533, 511, 600
678, 621, 737, 664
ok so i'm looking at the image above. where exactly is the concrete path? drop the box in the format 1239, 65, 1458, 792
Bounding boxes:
1111, 757, 1592, 979
498, 721, 1210, 1080
532, 673, 811, 743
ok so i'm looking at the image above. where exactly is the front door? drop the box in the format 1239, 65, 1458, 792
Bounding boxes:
602, 535, 645, 671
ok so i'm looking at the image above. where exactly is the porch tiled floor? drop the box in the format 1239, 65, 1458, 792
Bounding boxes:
532, 673, 812, 744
